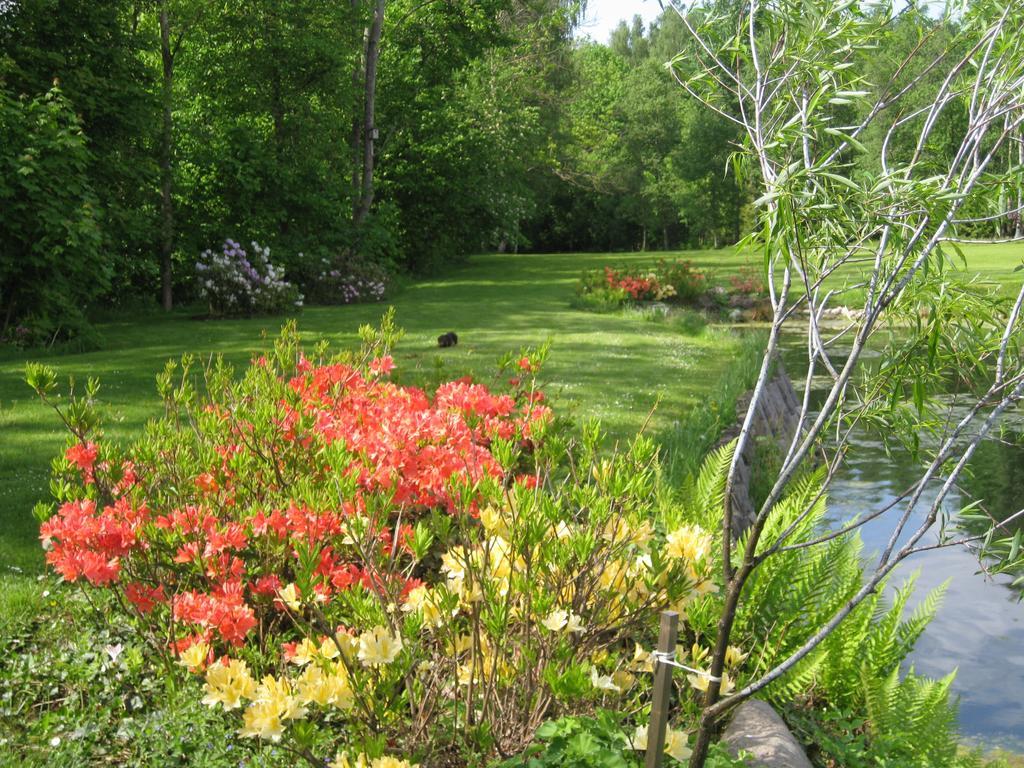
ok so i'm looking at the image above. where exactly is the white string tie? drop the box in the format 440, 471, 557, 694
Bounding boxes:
650, 650, 722, 682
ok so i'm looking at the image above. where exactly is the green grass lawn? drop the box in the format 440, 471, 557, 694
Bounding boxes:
0, 250, 762, 588
0, 245, 1022, 764
946, 241, 1024, 292
3, 243, 1020, 590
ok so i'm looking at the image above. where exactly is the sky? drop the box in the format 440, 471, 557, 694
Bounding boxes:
574, 0, 666, 43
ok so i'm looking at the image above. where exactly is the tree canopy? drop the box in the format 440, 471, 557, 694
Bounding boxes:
0, 1, 1015, 342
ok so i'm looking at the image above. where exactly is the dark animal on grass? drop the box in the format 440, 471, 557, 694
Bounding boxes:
437, 332, 458, 348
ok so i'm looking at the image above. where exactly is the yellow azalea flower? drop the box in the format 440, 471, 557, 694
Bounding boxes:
421, 598, 444, 627
260, 675, 307, 717
319, 636, 341, 660
629, 725, 690, 762
601, 517, 653, 546
690, 644, 709, 666
330, 752, 370, 768
372, 757, 419, 768
590, 666, 621, 693
402, 584, 448, 628
239, 674, 308, 740
289, 636, 319, 666
454, 576, 483, 605
357, 626, 403, 666
294, 664, 329, 706
628, 519, 654, 546
692, 577, 719, 597
239, 699, 287, 741
402, 584, 429, 612
541, 608, 568, 632
630, 643, 654, 673
686, 669, 734, 695
564, 611, 585, 634
295, 662, 354, 709
440, 547, 468, 581
334, 631, 360, 660
479, 505, 508, 537
457, 660, 475, 687
277, 583, 301, 611
542, 608, 584, 633
177, 640, 209, 672
602, 516, 628, 543
720, 671, 735, 694
553, 520, 573, 539
330, 754, 418, 768
451, 633, 474, 654
665, 524, 712, 563
687, 670, 711, 692
612, 669, 635, 691
630, 725, 648, 751
599, 559, 628, 592
485, 536, 521, 580
724, 645, 747, 668
665, 729, 692, 763
202, 658, 257, 710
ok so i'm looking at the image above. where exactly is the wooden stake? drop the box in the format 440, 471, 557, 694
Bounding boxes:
646, 610, 679, 768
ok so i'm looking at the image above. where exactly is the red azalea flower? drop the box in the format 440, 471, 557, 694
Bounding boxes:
369, 355, 396, 377
124, 582, 166, 614
65, 442, 99, 483
195, 473, 218, 494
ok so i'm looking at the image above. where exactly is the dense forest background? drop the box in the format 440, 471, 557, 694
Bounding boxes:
0, 0, 1010, 343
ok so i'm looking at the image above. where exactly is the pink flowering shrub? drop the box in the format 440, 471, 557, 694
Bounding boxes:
27, 315, 728, 766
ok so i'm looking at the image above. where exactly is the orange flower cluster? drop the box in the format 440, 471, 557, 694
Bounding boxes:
282, 357, 549, 510
604, 266, 661, 301
39, 354, 550, 652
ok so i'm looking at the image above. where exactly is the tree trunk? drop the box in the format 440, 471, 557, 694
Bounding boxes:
354, 0, 385, 226
271, 71, 288, 237
159, 1, 175, 311
350, 0, 365, 215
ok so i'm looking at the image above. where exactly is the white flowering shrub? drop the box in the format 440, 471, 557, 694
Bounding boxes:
301, 253, 390, 305
196, 239, 303, 317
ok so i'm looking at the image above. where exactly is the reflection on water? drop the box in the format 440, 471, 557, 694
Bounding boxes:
783, 342, 1024, 750
826, 440, 1024, 751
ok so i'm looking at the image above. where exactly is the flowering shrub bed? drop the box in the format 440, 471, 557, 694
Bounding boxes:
301, 253, 390, 305
26, 316, 738, 767
572, 261, 777, 327
574, 260, 710, 312
604, 266, 676, 302
726, 267, 767, 298
196, 239, 303, 317
656, 260, 708, 304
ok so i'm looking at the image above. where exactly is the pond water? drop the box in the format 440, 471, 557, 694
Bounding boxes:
826, 433, 1024, 751
782, 346, 1024, 751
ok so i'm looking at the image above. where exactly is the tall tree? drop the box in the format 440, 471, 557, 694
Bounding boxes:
155, 0, 200, 309
354, 0, 385, 226
0, 0, 156, 297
